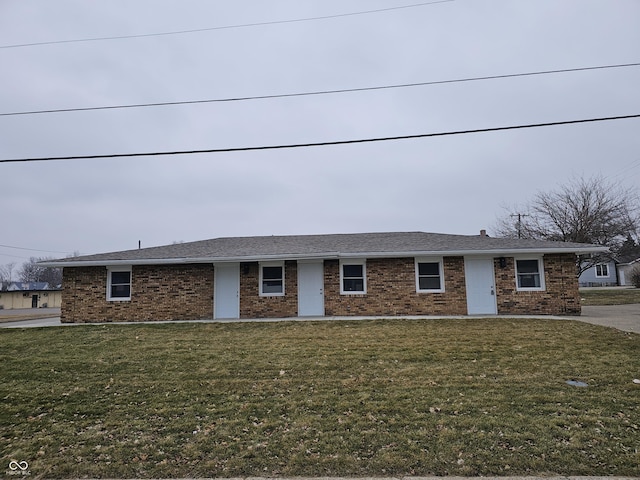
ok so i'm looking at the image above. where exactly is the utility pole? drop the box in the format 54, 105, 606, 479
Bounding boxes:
510, 213, 529, 239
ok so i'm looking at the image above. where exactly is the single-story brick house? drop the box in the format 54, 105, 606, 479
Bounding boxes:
41, 231, 606, 323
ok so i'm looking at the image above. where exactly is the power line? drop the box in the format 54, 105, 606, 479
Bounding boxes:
0, 1, 453, 49
2, 62, 638, 118
1, 114, 638, 164
608, 158, 640, 181
0, 252, 32, 260
0, 243, 72, 254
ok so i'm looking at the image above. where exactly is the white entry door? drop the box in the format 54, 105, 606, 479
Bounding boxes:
214, 263, 240, 319
298, 261, 324, 316
464, 257, 497, 315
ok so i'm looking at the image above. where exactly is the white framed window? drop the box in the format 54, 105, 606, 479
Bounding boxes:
415, 258, 445, 292
340, 260, 366, 294
595, 263, 609, 278
107, 266, 132, 301
515, 258, 545, 291
260, 262, 285, 296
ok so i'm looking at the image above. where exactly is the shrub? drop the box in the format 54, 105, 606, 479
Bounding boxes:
630, 266, 640, 288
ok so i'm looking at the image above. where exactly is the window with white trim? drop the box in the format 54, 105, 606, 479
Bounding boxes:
107, 267, 132, 301
340, 260, 366, 294
415, 258, 444, 292
260, 262, 284, 296
515, 258, 545, 290
595, 263, 609, 277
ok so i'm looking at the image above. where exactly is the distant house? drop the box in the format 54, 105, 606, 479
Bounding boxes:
578, 253, 640, 287
0, 282, 61, 309
616, 255, 640, 286
7, 282, 51, 292
40, 231, 606, 323
578, 260, 619, 287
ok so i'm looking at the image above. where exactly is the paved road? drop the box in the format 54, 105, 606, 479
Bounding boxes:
1, 305, 639, 333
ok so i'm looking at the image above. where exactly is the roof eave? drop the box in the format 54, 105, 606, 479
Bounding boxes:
40, 245, 607, 268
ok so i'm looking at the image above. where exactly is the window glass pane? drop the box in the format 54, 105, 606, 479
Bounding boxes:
111, 284, 130, 298
262, 280, 283, 294
343, 278, 364, 292
516, 260, 539, 274
518, 274, 540, 288
343, 264, 363, 278
111, 271, 131, 284
419, 276, 441, 290
261, 265, 283, 294
418, 262, 439, 276
263, 266, 282, 280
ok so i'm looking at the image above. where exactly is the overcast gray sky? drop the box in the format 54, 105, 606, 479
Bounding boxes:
1, 0, 639, 266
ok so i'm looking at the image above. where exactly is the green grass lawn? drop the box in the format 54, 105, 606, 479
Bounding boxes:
1, 319, 639, 478
580, 287, 640, 305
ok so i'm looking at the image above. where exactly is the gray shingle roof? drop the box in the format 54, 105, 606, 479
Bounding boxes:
7, 282, 51, 291
42, 232, 607, 267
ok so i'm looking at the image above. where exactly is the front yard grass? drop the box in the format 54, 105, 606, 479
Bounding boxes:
580, 287, 640, 305
1, 319, 639, 478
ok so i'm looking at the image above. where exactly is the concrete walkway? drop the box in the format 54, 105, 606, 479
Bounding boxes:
1, 305, 639, 333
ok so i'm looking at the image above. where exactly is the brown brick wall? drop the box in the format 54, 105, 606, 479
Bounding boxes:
495, 253, 580, 315
60, 254, 580, 322
240, 261, 298, 318
323, 257, 468, 316
61, 264, 214, 323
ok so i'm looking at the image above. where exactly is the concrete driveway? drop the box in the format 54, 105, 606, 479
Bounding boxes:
579, 304, 640, 334
1, 305, 639, 333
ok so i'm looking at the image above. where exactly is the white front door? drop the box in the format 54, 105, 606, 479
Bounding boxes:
214, 263, 240, 319
464, 257, 497, 315
298, 261, 324, 316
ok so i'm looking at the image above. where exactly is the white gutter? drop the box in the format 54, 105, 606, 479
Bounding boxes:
39, 245, 608, 268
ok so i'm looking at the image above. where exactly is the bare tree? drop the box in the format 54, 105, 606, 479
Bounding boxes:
18, 257, 63, 286
494, 175, 640, 275
0, 262, 17, 290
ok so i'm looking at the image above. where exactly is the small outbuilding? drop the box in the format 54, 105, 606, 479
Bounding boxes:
616, 255, 640, 286
41, 231, 606, 323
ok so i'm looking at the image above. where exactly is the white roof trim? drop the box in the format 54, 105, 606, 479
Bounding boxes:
39, 245, 607, 268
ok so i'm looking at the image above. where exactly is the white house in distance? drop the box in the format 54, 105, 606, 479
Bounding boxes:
615, 254, 640, 286
0, 282, 62, 309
